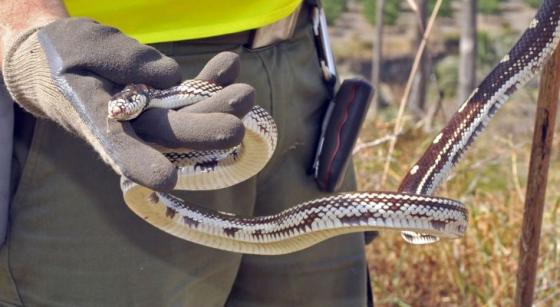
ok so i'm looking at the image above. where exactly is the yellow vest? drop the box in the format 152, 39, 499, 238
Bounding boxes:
64, 0, 302, 44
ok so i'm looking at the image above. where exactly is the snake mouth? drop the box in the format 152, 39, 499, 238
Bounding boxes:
108, 99, 127, 120
108, 98, 144, 121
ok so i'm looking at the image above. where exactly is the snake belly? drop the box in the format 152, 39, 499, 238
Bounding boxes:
110, 0, 560, 255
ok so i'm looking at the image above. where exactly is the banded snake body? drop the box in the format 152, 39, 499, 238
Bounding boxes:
109, 0, 560, 255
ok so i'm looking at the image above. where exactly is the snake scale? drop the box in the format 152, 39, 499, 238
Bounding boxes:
108, 0, 560, 255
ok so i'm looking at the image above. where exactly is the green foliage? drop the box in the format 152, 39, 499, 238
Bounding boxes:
435, 55, 460, 97
361, 0, 454, 26
428, 0, 454, 18
524, 0, 541, 8
435, 31, 500, 98
478, 0, 502, 14
361, 0, 401, 26
476, 31, 499, 67
323, 0, 347, 25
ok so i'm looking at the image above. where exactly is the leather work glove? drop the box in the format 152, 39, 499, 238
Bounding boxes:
2, 18, 254, 191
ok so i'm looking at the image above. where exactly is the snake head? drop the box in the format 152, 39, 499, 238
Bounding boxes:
108, 84, 151, 121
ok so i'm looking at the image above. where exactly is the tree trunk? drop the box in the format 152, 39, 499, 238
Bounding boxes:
371, 0, 386, 113
410, 0, 429, 117
457, 0, 477, 105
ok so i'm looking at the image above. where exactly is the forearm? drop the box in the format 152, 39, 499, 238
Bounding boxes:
0, 0, 67, 68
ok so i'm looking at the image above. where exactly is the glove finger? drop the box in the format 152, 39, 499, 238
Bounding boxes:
180, 83, 255, 118
106, 120, 178, 191
195, 51, 240, 86
40, 18, 182, 89
127, 51, 182, 89
100, 42, 181, 89
89, 23, 183, 88
132, 109, 245, 150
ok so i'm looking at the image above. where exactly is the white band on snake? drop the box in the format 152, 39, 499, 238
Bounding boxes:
108, 0, 560, 255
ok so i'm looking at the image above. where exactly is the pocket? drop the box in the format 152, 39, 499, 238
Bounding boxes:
248, 24, 330, 188
10, 107, 40, 207
0, 79, 14, 246
0, 82, 22, 306
0, 244, 22, 306
274, 26, 330, 153
0, 108, 43, 307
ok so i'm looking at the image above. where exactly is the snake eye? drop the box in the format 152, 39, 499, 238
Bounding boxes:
133, 94, 147, 106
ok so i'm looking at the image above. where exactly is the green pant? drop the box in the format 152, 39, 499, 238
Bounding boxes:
0, 19, 369, 307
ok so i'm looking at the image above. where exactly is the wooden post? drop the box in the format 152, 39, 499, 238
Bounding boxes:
410, 0, 429, 116
371, 0, 386, 114
457, 0, 477, 106
514, 45, 560, 306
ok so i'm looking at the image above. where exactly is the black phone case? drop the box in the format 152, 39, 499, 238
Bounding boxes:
315, 79, 373, 192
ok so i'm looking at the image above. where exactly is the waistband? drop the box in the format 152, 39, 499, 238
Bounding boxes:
150, 4, 311, 50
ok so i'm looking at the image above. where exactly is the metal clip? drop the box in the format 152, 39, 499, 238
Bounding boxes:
311, 5, 337, 84
310, 2, 337, 178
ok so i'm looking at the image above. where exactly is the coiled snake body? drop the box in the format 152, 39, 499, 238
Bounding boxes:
109, 1, 560, 255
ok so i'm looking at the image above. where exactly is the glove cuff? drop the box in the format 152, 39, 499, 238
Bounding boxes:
2, 27, 124, 176
3, 27, 57, 118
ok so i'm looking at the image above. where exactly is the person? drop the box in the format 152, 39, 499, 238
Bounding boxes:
0, 0, 371, 306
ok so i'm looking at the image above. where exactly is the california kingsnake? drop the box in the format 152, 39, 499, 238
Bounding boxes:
109, 0, 560, 255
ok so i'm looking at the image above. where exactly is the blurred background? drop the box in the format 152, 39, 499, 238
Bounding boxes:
322, 0, 560, 305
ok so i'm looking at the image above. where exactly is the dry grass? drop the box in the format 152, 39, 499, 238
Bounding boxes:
356, 92, 560, 306
332, 2, 558, 304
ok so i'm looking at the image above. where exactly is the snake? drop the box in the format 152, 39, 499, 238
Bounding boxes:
108, 0, 560, 255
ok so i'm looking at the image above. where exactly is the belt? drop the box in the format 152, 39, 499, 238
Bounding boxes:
151, 4, 308, 50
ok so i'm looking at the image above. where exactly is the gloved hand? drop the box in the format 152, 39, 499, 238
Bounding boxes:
2, 18, 254, 191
